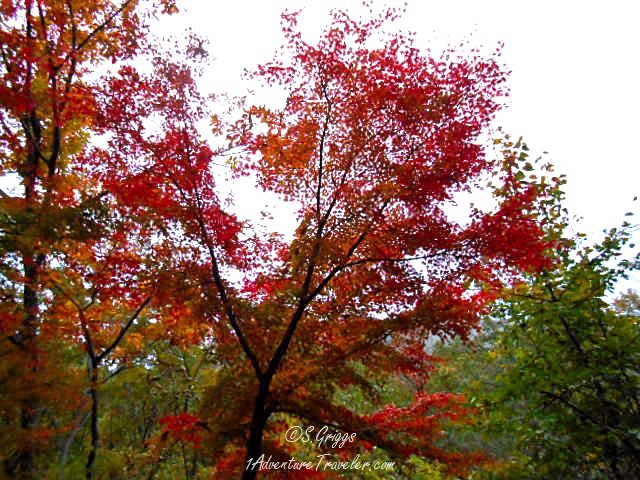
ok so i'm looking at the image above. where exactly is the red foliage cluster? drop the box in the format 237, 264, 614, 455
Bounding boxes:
159, 413, 207, 448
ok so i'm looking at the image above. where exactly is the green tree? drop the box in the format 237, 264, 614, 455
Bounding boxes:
483, 224, 640, 479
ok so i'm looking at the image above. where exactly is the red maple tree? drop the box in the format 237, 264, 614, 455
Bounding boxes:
97, 8, 552, 478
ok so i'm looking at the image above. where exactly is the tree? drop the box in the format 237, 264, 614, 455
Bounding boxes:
0, 1, 177, 477
427, 204, 640, 478
96, 9, 553, 478
229, 12, 554, 477
485, 223, 640, 479
419, 141, 640, 479
49, 243, 154, 480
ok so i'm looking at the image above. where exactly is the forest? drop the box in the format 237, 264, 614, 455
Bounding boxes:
1, 1, 639, 479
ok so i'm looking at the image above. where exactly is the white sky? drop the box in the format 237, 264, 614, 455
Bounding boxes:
157, 0, 639, 287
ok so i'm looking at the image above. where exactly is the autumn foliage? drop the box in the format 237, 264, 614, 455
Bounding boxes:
0, 2, 556, 479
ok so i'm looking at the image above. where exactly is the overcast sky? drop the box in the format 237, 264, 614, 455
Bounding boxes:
158, 0, 639, 280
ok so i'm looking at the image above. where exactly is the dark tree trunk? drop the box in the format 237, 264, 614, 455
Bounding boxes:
86, 365, 99, 480
4, 256, 43, 479
5, 110, 46, 480
242, 379, 271, 480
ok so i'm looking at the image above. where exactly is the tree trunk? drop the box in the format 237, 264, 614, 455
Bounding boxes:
4, 255, 43, 479
242, 378, 271, 480
4, 111, 45, 480
86, 365, 100, 480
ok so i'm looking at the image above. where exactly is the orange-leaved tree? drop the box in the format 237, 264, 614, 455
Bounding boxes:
0, 1, 178, 478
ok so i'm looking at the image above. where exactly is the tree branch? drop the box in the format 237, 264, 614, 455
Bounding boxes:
97, 295, 152, 363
